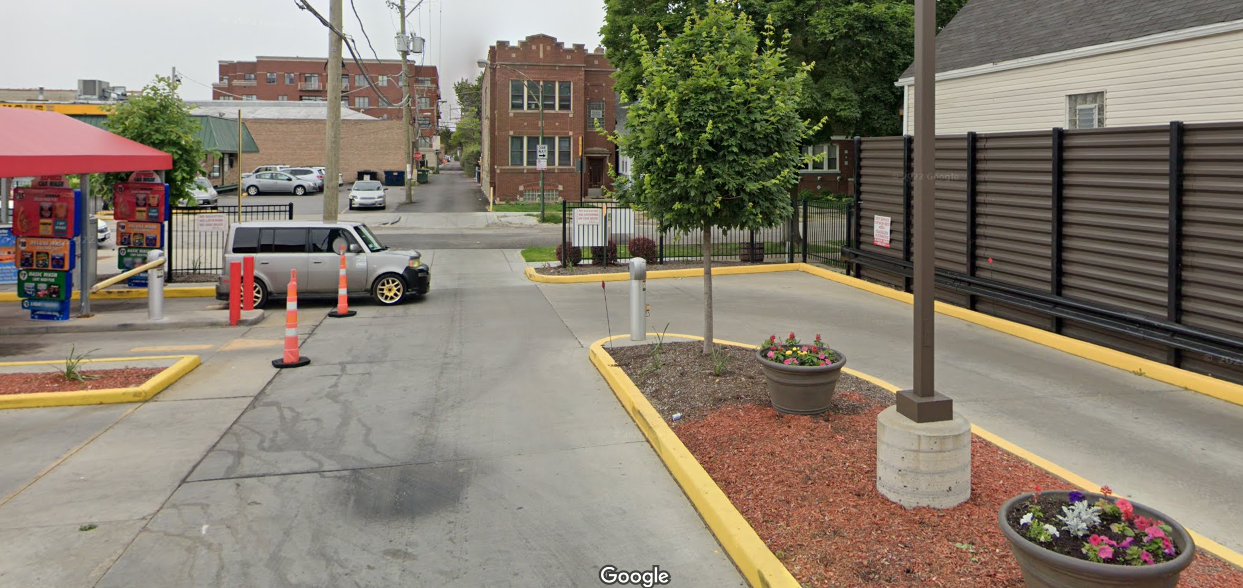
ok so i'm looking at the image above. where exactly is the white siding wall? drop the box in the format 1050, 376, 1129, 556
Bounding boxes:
903, 28, 1243, 135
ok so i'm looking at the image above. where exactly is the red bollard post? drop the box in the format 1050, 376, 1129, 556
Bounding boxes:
242, 256, 255, 312
272, 269, 310, 368
228, 261, 241, 326
327, 252, 355, 318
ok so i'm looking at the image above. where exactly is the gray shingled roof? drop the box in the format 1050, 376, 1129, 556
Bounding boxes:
899, 0, 1243, 80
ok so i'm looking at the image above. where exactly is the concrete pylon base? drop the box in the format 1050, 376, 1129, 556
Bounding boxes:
876, 405, 972, 509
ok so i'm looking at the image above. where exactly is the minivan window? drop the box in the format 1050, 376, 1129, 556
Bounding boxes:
309, 228, 358, 253
260, 228, 307, 253
354, 224, 386, 252
233, 227, 260, 253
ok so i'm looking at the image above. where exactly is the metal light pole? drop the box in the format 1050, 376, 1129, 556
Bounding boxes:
399, 0, 413, 204
478, 59, 545, 221
897, 0, 953, 424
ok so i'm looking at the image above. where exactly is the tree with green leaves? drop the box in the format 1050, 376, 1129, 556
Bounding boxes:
451, 115, 481, 176
603, 0, 969, 138
611, 5, 820, 354
101, 76, 205, 205
453, 72, 483, 120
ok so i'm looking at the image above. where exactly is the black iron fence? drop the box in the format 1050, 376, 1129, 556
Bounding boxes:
559, 199, 851, 268
165, 203, 294, 282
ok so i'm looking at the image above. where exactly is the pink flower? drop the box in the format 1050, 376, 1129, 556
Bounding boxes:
1088, 535, 1104, 546
770, 335, 777, 342
766, 351, 776, 358
819, 361, 826, 366
1098, 545, 1114, 560
1141, 551, 1154, 565
1134, 516, 1153, 531
818, 354, 826, 360
1116, 498, 1134, 522
1163, 538, 1175, 557
783, 358, 796, 365
1144, 526, 1166, 543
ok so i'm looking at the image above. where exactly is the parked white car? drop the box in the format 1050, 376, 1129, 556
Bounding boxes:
97, 218, 111, 243
189, 177, 219, 206
348, 181, 387, 210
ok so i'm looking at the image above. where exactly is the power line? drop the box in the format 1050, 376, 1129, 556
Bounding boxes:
349, 0, 382, 63
294, 0, 409, 108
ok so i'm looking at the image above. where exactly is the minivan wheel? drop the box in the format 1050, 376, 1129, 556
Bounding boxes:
294, 186, 307, 196
252, 279, 270, 309
247, 186, 259, 196
371, 273, 406, 305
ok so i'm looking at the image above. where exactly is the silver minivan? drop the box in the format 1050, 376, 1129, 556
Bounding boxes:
215, 220, 429, 308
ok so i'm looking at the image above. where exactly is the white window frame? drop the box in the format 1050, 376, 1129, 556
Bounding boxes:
356, 96, 370, 109
377, 75, 389, 87
1067, 91, 1106, 129
801, 144, 840, 173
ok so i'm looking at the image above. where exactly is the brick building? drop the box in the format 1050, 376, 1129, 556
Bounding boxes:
479, 35, 616, 203
214, 56, 440, 163
797, 139, 856, 196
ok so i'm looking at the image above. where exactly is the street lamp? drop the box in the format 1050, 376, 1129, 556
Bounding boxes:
478, 58, 546, 221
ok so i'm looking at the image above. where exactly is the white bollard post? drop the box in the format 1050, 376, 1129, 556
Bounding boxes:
629, 257, 646, 341
147, 249, 165, 321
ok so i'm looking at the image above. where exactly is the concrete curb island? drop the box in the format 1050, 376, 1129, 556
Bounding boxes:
0, 286, 216, 303
539, 263, 1243, 409
0, 355, 201, 409
588, 335, 1243, 584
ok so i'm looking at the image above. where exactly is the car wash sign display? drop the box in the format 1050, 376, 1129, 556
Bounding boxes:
10, 179, 81, 239
113, 171, 168, 287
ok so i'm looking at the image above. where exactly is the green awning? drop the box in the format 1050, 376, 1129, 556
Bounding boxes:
71, 114, 259, 154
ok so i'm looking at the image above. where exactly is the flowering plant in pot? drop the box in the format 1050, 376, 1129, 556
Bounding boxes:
999, 486, 1195, 588
754, 332, 846, 415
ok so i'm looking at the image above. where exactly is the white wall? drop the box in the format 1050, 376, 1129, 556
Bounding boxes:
903, 28, 1243, 135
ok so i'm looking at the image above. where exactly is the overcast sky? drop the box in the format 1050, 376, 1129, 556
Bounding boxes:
0, 0, 606, 122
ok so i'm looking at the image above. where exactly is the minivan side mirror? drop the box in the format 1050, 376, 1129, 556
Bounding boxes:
349, 243, 362, 253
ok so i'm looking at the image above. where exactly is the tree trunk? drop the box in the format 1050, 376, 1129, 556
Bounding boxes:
703, 222, 713, 355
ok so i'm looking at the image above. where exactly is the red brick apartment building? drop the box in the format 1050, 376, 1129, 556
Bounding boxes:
214, 56, 441, 156
479, 35, 616, 203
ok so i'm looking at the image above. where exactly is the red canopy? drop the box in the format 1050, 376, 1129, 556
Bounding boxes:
0, 108, 172, 177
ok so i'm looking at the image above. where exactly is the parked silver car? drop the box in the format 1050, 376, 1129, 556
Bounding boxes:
285, 167, 324, 192
189, 177, 218, 206
348, 180, 386, 210
241, 171, 314, 196
214, 220, 430, 308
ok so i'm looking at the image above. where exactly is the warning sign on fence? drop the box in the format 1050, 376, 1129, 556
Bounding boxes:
572, 208, 603, 247
873, 215, 891, 248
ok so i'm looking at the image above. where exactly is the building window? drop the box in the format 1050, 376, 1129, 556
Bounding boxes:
1068, 92, 1105, 129
220, 75, 228, 84
510, 137, 523, 166
266, 73, 277, 84
303, 74, 319, 89
510, 80, 524, 110
221, 96, 234, 101
355, 74, 366, 87
417, 136, 432, 148
278, 95, 288, 101
542, 81, 556, 111
509, 80, 572, 112
558, 136, 571, 166
243, 95, 258, 101
417, 97, 430, 109
509, 136, 569, 167
558, 82, 571, 111
377, 75, 389, 87
417, 116, 431, 128
341, 75, 349, 89
587, 100, 605, 129
356, 97, 370, 109
285, 73, 295, 85
243, 73, 255, 81
416, 77, 431, 86
801, 144, 839, 172
301, 96, 325, 102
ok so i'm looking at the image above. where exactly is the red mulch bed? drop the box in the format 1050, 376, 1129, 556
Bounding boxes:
611, 343, 1243, 588
0, 368, 162, 395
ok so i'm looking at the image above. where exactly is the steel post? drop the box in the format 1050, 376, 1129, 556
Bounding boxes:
147, 249, 164, 321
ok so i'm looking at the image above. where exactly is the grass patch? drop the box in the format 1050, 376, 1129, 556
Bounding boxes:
492, 203, 543, 212
526, 212, 564, 224
521, 247, 558, 263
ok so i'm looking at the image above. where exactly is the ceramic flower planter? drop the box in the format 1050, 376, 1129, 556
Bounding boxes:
755, 348, 846, 415
999, 491, 1195, 588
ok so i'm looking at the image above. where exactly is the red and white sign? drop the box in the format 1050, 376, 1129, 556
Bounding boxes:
113, 182, 166, 223
128, 170, 162, 183
873, 215, 892, 248
11, 186, 77, 238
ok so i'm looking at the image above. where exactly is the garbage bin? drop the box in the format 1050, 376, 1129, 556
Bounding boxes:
417, 168, 430, 184
357, 170, 378, 182
383, 170, 405, 186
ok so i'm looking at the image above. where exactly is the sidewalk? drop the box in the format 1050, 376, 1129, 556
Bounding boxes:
0, 297, 262, 335
537, 270, 1243, 555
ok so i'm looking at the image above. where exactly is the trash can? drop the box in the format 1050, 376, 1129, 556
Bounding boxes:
417, 168, 430, 184
383, 170, 405, 186
357, 170, 378, 182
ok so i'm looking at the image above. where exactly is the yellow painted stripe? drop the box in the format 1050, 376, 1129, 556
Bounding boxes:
535, 261, 1243, 409
0, 286, 215, 302
0, 355, 200, 409
591, 335, 1243, 574
129, 344, 214, 352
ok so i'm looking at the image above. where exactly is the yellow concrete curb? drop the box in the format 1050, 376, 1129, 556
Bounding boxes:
0, 286, 216, 302
524, 263, 803, 284
536, 261, 1243, 408
590, 334, 800, 588
591, 335, 1243, 575
0, 355, 201, 409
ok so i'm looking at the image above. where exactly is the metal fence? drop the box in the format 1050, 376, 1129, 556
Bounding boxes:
843, 121, 1243, 384
559, 199, 851, 268
165, 203, 294, 282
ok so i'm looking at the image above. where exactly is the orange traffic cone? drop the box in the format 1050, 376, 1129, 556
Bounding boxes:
272, 269, 310, 368
327, 252, 355, 318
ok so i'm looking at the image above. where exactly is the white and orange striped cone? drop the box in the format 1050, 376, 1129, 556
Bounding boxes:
272, 269, 311, 369
327, 252, 355, 318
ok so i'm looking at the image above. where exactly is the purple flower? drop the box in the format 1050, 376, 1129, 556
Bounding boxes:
1119, 537, 1133, 549
1141, 551, 1155, 565
1068, 491, 1084, 503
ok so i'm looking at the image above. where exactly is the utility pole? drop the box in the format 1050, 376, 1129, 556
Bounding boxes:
237, 109, 244, 223
324, 0, 343, 222
400, 0, 414, 204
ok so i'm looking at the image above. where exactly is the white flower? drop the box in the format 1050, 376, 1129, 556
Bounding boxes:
1044, 524, 1060, 538
1019, 513, 1034, 526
